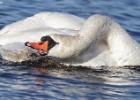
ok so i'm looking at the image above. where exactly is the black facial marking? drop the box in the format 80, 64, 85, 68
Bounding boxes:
41, 35, 58, 50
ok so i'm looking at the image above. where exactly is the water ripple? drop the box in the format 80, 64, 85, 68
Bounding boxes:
0, 0, 140, 99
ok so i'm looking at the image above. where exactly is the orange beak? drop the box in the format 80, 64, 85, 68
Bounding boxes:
29, 41, 49, 52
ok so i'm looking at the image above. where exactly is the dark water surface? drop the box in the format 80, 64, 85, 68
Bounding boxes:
0, 0, 140, 99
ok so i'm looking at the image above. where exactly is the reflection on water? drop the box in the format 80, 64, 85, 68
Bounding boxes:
0, 0, 140, 99
0, 65, 140, 100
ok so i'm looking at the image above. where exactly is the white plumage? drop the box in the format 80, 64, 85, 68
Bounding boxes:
0, 12, 140, 67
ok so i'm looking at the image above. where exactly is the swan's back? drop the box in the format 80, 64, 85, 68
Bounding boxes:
35, 12, 84, 30
0, 12, 84, 45
0, 12, 84, 36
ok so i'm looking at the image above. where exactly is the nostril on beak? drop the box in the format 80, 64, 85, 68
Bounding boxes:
25, 42, 31, 47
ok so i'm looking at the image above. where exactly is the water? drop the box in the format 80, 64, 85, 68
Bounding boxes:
0, 0, 140, 99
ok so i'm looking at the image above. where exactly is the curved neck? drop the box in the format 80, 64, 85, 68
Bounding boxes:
48, 15, 110, 58
78, 14, 110, 50
49, 14, 140, 64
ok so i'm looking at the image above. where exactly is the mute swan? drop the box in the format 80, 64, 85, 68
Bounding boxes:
0, 12, 140, 67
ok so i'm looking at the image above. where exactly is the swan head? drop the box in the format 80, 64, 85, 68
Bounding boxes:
40, 35, 58, 51
40, 35, 66, 58
44, 34, 80, 59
